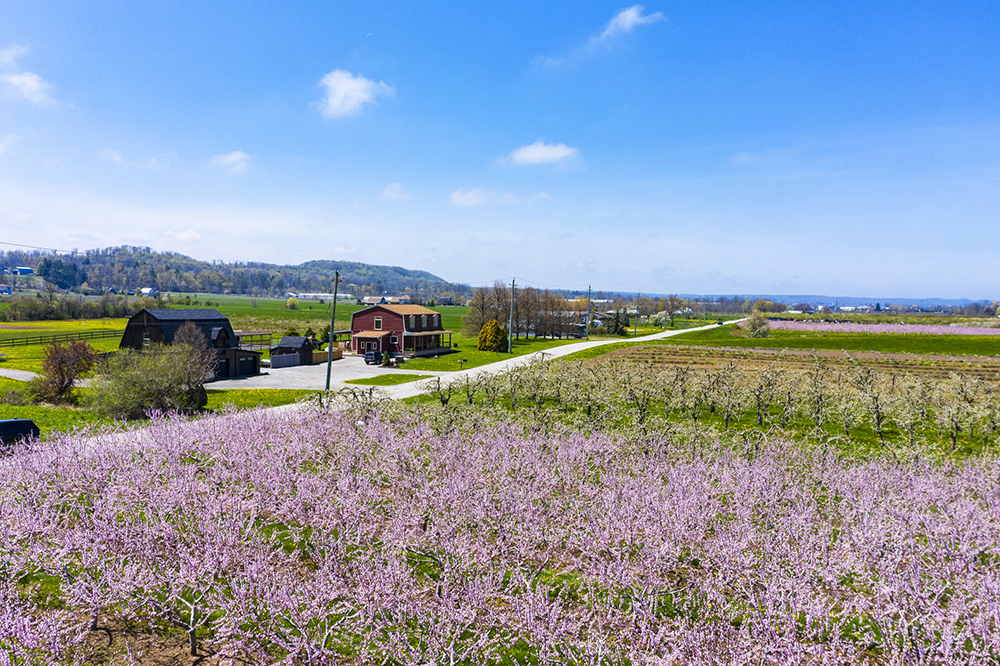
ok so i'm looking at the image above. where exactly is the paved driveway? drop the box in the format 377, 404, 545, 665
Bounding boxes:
207, 354, 449, 391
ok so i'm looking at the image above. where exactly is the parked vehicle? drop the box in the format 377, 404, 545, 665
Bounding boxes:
364, 351, 383, 365
0, 419, 40, 447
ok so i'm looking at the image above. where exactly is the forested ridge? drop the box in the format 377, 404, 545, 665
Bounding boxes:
0, 246, 471, 300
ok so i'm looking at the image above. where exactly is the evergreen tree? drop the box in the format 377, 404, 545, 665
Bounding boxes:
477, 319, 508, 352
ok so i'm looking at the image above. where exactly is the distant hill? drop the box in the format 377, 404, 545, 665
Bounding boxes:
0, 246, 472, 301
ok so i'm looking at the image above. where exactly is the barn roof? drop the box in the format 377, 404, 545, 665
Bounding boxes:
142, 308, 228, 321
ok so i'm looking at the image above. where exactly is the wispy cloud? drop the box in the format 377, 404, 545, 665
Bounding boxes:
505, 140, 579, 165
333, 246, 357, 254
0, 134, 19, 156
100, 148, 173, 170
450, 188, 489, 206
598, 5, 665, 41
381, 182, 411, 200
0, 43, 28, 67
2, 72, 55, 105
210, 151, 252, 174
449, 187, 527, 206
538, 5, 665, 66
0, 43, 57, 106
730, 148, 796, 167
165, 228, 201, 242
319, 69, 393, 118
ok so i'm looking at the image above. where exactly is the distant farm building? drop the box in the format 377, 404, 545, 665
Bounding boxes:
13, 266, 33, 276
119, 308, 261, 379
350, 304, 453, 357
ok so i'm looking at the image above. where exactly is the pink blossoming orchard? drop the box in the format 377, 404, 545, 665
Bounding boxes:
2, 364, 999, 666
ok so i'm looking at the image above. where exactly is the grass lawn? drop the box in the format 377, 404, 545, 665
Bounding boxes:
204, 388, 320, 411
0, 336, 122, 373
0, 377, 113, 439
402, 335, 583, 371
344, 374, 434, 386
642, 323, 1000, 356
0, 317, 128, 341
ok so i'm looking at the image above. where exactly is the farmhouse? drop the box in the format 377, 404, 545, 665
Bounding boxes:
350, 304, 453, 357
119, 308, 261, 379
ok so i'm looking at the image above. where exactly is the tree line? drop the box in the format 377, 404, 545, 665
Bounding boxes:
0, 246, 473, 300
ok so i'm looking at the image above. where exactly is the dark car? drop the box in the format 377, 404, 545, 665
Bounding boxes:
0, 419, 40, 447
364, 351, 383, 365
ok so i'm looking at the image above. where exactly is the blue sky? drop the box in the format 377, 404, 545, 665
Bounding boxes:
1, 1, 997, 298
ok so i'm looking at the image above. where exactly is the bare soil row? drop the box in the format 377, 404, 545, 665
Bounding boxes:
598, 343, 1000, 381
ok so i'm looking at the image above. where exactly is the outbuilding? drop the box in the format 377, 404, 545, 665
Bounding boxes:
269, 336, 315, 368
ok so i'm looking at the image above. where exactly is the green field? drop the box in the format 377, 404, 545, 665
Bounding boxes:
647, 323, 1000, 356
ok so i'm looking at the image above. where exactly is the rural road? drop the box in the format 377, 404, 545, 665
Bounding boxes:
383, 321, 735, 400
0, 321, 739, 402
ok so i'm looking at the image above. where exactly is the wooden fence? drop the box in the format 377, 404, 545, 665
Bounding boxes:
0, 329, 124, 348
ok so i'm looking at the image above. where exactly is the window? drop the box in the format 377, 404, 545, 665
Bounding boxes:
433, 314, 440, 327
374, 316, 382, 331
409, 315, 415, 329
421, 314, 427, 328
390, 334, 398, 344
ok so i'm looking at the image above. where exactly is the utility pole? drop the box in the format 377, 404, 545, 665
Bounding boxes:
634, 291, 639, 337
507, 278, 515, 354
586, 285, 591, 340
325, 271, 339, 391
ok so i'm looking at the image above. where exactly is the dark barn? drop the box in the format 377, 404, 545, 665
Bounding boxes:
119, 308, 260, 379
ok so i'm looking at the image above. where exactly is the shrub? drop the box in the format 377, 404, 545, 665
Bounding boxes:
744, 310, 771, 338
285, 297, 298, 310
86, 344, 212, 419
36, 341, 98, 403
477, 319, 507, 352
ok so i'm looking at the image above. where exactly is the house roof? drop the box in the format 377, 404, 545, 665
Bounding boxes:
382, 304, 437, 315
353, 330, 390, 338
405, 329, 454, 336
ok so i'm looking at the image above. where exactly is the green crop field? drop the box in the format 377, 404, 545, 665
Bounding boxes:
647, 323, 1000, 356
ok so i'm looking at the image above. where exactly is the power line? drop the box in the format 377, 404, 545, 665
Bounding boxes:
0, 240, 74, 254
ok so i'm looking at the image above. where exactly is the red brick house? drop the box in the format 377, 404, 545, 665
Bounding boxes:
350, 304, 453, 357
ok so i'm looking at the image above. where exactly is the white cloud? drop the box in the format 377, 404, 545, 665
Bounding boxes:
333, 246, 357, 254
100, 148, 173, 170
598, 5, 665, 41
165, 228, 201, 242
449, 188, 489, 206
381, 182, 410, 200
507, 140, 579, 165
0, 134, 18, 155
319, 69, 393, 118
2, 71, 55, 105
100, 149, 129, 166
0, 43, 28, 67
538, 4, 665, 66
210, 151, 252, 174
